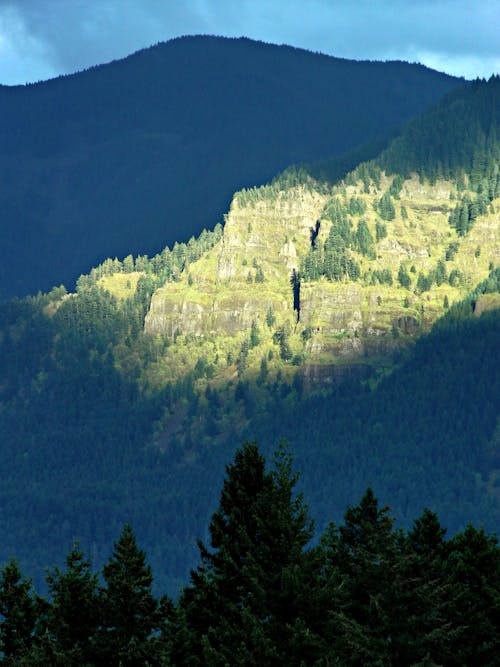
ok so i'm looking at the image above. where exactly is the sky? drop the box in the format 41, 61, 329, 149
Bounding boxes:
0, 0, 499, 85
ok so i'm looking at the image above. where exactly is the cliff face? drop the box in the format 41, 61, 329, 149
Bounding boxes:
141, 173, 499, 386
145, 188, 325, 337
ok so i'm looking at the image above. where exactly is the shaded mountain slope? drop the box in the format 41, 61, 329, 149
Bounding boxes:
0, 73, 498, 597
0, 35, 460, 299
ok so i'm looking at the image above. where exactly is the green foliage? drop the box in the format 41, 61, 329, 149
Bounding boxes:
301, 199, 361, 282
41, 544, 100, 665
172, 442, 316, 664
257, 356, 269, 384
301, 326, 312, 342
250, 320, 260, 348
255, 266, 265, 283
273, 327, 293, 361
445, 241, 459, 260
388, 174, 405, 198
434, 259, 447, 286
378, 76, 500, 188
448, 193, 489, 235
416, 271, 433, 294
354, 220, 375, 257
237, 340, 250, 375
323, 197, 351, 241
348, 196, 367, 216
448, 268, 463, 287
378, 191, 396, 220
369, 268, 393, 286
0, 65, 498, 626
0, 560, 37, 663
83, 224, 223, 291
375, 220, 387, 241
6, 451, 500, 665
397, 264, 412, 289
96, 524, 164, 667
266, 305, 276, 328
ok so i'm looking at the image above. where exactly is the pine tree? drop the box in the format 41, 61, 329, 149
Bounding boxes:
379, 191, 396, 220
42, 544, 100, 666
250, 320, 260, 348
444, 525, 500, 666
172, 442, 318, 665
354, 220, 375, 257
389, 509, 452, 666
398, 264, 411, 289
0, 560, 37, 663
95, 524, 163, 667
324, 489, 399, 665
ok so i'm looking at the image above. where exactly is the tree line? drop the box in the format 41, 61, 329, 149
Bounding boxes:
1, 442, 498, 666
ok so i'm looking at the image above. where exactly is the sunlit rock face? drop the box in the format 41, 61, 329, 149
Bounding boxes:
144, 175, 500, 376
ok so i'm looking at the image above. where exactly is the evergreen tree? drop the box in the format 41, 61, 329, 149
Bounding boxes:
444, 525, 500, 666
172, 442, 317, 665
266, 305, 276, 328
354, 220, 375, 257
0, 560, 37, 664
389, 509, 452, 666
398, 264, 411, 289
255, 266, 265, 283
375, 220, 387, 242
378, 191, 396, 220
250, 320, 260, 348
434, 259, 447, 286
95, 524, 163, 667
41, 544, 100, 666
324, 489, 399, 666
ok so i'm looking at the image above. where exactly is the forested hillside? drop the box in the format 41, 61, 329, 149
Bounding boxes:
0, 75, 498, 599
0, 35, 460, 300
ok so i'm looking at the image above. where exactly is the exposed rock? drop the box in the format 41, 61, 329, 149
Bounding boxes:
143, 176, 499, 376
378, 238, 429, 259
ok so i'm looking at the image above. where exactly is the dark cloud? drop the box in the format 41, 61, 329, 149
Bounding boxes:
0, 0, 498, 84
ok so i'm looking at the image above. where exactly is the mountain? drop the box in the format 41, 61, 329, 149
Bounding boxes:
0, 75, 498, 597
0, 35, 461, 301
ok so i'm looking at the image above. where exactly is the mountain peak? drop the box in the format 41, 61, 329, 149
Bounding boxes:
0, 36, 459, 301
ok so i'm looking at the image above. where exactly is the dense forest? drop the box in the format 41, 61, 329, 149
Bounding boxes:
0, 71, 498, 602
0, 35, 461, 299
1, 259, 498, 597
0, 443, 498, 666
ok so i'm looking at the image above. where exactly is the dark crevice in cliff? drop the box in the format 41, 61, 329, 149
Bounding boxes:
291, 269, 301, 322
310, 220, 321, 248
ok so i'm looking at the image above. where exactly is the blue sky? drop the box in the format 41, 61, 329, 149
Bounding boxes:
0, 0, 498, 85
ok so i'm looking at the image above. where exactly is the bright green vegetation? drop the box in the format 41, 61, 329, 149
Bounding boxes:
139, 168, 498, 402
1, 443, 498, 665
0, 76, 498, 600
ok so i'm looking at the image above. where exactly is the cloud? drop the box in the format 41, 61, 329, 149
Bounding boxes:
0, 4, 56, 83
0, 0, 498, 85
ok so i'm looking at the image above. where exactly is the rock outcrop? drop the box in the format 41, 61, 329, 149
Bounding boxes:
143, 175, 499, 378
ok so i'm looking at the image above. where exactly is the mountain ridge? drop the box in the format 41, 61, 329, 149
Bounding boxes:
0, 35, 461, 300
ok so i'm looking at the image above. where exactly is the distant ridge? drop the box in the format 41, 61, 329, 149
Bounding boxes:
0, 35, 460, 299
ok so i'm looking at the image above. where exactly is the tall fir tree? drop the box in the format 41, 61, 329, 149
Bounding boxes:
0, 560, 37, 664
39, 544, 100, 666
324, 489, 399, 666
95, 524, 164, 667
171, 442, 319, 666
